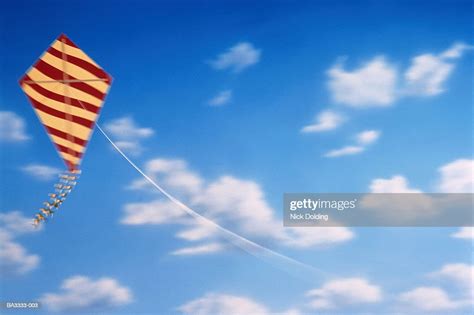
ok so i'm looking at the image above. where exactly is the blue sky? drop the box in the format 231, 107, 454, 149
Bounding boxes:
0, 1, 473, 314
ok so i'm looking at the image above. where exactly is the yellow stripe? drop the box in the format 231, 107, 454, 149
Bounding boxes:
32, 108, 92, 140
22, 83, 98, 121
51, 135, 86, 154
51, 40, 100, 68
26, 67, 103, 107
59, 151, 81, 165
41, 52, 109, 93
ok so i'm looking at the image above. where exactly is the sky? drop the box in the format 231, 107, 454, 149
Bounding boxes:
0, 0, 473, 314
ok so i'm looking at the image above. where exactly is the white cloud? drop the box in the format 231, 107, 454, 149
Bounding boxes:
0, 211, 42, 275
325, 42, 472, 109
176, 221, 219, 242
208, 90, 232, 106
21, 164, 61, 181
404, 54, 454, 96
104, 117, 154, 155
171, 243, 225, 256
440, 42, 473, 59
178, 293, 299, 315
122, 157, 353, 254
398, 287, 464, 311
40, 275, 133, 312
192, 176, 281, 239
0, 111, 29, 142
404, 42, 472, 96
120, 200, 186, 225
430, 263, 474, 292
301, 110, 345, 133
324, 145, 364, 158
437, 159, 473, 193
209, 42, 261, 73
282, 227, 354, 248
362, 176, 437, 223
324, 129, 380, 158
398, 262, 473, 312
356, 130, 380, 145
369, 175, 422, 193
328, 57, 397, 107
306, 278, 382, 310
0, 231, 40, 275
0, 211, 42, 235
451, 227, 474, 240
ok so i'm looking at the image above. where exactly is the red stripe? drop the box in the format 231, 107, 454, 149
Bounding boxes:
34, 60, 106, 100
55, 142, 83, 159
44, 125, 87, 146
65, 160, 78, 172
57, 34, 78, 48
47, 47, 111, 83
27, 95, 94, 129
20, 75, 100, 114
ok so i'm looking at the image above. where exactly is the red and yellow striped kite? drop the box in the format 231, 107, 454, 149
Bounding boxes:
19, 34, 112, 225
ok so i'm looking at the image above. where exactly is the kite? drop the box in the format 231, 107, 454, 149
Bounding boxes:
19, 34, 112, 226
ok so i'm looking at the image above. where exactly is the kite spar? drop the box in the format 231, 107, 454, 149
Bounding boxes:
19, 34, 112, 225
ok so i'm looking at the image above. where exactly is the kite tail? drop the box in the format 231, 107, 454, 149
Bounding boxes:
32, 170, 81, 227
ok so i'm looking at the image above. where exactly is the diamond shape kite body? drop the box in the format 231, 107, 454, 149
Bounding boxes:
20, 34, 112, 171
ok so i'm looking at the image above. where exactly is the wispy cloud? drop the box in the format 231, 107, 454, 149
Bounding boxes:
40, 275, 133, 312
0, 111, 29, 142
209, 42, 261, 73
170, 243, 225, 256
21, 164, 62, 181
356, 130, 380, 145
324, 145, 364, 158
104, 117, 154, 155
301, 110, 345, 133
324, 130, 380, 158
404, 42, 473, 96
208, 90, 232, 106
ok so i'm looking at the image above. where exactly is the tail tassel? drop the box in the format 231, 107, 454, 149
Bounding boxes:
33, 170, 81, 227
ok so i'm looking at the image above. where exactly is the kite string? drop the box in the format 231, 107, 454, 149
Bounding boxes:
97, 123, 327, 279
77, 100, 328, 280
